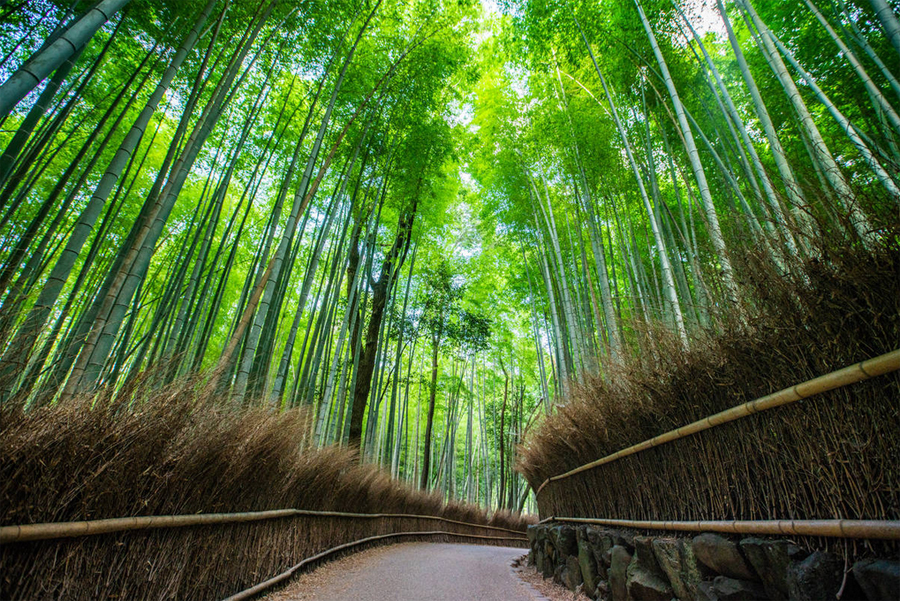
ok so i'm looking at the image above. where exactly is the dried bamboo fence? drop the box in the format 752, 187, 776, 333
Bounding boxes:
1, 509, 526, 601
0, 509, 526, 600
532, 349, 900, 549
0, 508, 526, 543
1, 398, 531, 600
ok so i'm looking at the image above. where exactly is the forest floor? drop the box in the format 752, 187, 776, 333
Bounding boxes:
263, 542, 569, 600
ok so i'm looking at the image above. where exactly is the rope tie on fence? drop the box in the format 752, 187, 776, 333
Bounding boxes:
535, 349, 900, 497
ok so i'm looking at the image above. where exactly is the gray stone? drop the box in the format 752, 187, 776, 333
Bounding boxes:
626, 568, 674, 601
786, 550, 843, 601
554, 563, 566, 586
603, 546, 614, 571
739, 538, 804, 600
610, 528, 636, 550
550, 524, 578, 556
626, 537, 673, 601
534, 541, 545, 572
712, 576, 767, 600
527, 525, 539, 546
585, 525, 607, 548
541, 540, 555, 578
627, 560, 672, 601
630, 536, 656, 564
564, 554, 584, 591
651, 537, 706, 600
696, 581, 716, 601
696, 576, 767, 601
578, 532, 601, 595
852, 558, 900, 601
527, 526, 540, 565
609, 545, 633, 601
693, 533, 756, 580
575, 525, 587, 543
587, 527, 615, 578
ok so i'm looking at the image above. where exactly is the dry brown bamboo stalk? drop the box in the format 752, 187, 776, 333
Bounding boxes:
535, 349, 900, 496
222, 530, 529, 601
538, 516, 900, 540
0, 509, 526, 544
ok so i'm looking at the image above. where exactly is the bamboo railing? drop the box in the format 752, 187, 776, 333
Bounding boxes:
2, 508, 527, 600
535, 349, 900, 497
536, 517, 900, 540
0, 508, 527, 544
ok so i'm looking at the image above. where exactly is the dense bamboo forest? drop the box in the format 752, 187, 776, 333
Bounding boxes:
1, 0, 898, 523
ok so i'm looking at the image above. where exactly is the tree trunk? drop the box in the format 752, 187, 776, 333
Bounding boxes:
419, 326, 442, 490
347, 205, 417, 447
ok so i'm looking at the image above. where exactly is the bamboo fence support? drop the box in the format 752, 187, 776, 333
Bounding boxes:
0, 509, 526, 544
537, 516, 900, 540
535, 349, 900, 496
222, 530, 529, 601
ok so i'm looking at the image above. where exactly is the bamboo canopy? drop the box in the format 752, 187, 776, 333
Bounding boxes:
535, 349, 900, 496
538, 517, 900, 540
0, 509, 526, 544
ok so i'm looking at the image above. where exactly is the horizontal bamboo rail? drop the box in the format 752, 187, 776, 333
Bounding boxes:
222, 530, 528, 601
0, 508, 526, 544
535, 349, 900, 497
537, 516, 900, 540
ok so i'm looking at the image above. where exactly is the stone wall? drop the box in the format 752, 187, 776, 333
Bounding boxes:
527, 524, 899, 601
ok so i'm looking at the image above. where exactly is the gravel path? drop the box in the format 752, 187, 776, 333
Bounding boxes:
266, 542, 546, 601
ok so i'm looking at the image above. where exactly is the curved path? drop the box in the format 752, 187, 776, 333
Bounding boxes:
271, 542, 540, 601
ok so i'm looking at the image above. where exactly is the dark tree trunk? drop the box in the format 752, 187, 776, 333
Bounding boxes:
419, 328, 441, 490
347, 206, 416, 447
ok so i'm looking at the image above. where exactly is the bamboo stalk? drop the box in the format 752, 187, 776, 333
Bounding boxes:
0, 509, 527, 544
222, 530, 529, 601
538, 516, 900, 540
536, 349, 900, 496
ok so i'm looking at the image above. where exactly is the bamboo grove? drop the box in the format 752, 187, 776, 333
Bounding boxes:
1, 0, 899, 515
473, 0, 899, 395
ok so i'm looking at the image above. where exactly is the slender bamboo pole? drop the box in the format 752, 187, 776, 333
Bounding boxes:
0, 0, 132, 115
0, 509, 526, 544
535, 349, 900, 496
538, 517, 900, 540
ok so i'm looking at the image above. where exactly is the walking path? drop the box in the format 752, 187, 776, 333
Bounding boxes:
266, 542, 543, 601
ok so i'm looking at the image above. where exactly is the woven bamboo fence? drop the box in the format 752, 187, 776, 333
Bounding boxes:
530, 350, 900, 553
1, 509, 526, 600
0, 508, 526, 544
1, 395, 530, 600
0, 508, 526, 600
